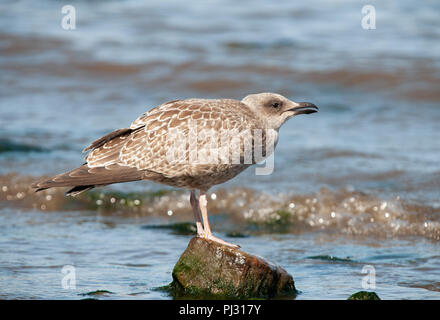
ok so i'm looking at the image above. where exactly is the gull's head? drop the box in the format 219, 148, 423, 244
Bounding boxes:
241, 92, 318, 129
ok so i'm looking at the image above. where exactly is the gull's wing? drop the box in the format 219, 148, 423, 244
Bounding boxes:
86, 98, 259, 176
32, 98, 261, 194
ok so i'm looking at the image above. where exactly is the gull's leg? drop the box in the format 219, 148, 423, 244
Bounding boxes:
190, 190, 204, 237
199, 191, 240, 249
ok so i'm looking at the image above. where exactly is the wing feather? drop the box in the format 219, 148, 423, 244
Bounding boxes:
117, 98, 262, 178
33, 98, 264, 194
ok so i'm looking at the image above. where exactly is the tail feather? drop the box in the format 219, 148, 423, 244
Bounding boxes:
32, 125, 149, 196
65, 185, 95, 197
83, 128, 134, 153
32, 164, 144, 194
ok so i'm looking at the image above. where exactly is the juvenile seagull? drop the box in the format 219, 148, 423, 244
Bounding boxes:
32, 93, 318, 248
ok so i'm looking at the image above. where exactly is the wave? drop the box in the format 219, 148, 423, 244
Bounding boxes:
1, 173, 439, 241
2, 31, 440, 102
0, 139, 48, 153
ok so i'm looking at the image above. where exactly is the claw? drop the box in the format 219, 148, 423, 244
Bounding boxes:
198, 232, 240, 249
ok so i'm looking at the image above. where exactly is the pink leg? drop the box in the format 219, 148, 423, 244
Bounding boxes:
190, 190, 204, 237
199, 191, 240, 249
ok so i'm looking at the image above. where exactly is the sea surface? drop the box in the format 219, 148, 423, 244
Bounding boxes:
0, 0, 439, 299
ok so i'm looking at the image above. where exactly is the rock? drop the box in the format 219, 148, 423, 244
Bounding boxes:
79, 290, 114, 297
348, 291, 380, 300
142, 222, 197, 235
170, 237, 297, 299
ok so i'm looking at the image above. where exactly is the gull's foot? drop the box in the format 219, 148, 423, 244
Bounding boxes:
197, 232, 241, 249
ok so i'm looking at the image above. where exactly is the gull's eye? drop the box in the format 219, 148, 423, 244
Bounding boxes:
272, 102, 280, 108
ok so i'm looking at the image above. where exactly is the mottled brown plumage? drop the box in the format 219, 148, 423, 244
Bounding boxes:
32, 93, 318, 247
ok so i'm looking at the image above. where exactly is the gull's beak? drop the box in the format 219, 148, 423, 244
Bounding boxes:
285, 102, 319, 115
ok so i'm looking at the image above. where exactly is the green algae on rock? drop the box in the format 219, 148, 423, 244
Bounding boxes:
170, 237, 297, 299
307, 255, 354, 263
143, 222, 197, 236
348, 291, 380, 300
0, 139, 48, 153
225, 231, 250, 238
80, 290, 114, 297
247, 209, 293, 234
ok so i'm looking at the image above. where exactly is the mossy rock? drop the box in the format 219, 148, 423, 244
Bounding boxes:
225, 231, 250, 238
348, 291, 380, 300
247, 209, 293, 234
170, 237, 297, 299
307, 255, 353, 263
80, 290, 114, 297
143, 222, 197, 235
